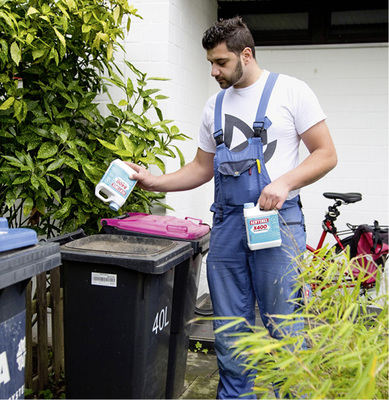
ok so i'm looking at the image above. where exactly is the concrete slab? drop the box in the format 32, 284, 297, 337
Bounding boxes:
179, 352, 219, 399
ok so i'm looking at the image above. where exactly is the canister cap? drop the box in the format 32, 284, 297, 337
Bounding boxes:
109, 201, 120, 211
244, 202, 255, 208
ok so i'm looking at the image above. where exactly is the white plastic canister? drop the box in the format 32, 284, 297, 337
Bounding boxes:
95, 159, 137, 211
243, 202, 282, 250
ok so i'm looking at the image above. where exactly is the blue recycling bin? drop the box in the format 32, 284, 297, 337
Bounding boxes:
0, 218, 61, 399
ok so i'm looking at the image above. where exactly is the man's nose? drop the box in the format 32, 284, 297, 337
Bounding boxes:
211, 64, 220, 77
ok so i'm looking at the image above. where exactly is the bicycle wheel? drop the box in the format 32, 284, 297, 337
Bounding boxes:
332, 236, 388, 302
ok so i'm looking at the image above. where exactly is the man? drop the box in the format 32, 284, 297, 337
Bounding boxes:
127, 17, 337, 399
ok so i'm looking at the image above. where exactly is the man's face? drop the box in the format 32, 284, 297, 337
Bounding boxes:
206, 42, 244, 89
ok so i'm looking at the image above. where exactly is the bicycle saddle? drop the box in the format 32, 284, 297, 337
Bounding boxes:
323, 192, 362, 203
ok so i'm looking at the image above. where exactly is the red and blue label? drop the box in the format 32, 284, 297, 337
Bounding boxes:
246, 214, 281, 245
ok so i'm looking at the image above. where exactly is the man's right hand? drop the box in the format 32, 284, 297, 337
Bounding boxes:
123, 148, 214, 193
124, 162, 158, 192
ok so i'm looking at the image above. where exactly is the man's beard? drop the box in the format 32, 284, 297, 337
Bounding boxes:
218, 59, 243, 89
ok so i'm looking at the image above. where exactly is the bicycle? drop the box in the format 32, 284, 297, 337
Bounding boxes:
195, 191, 388, 316
306, 192, 388, 298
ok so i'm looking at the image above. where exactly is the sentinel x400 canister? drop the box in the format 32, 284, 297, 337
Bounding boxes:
243, 202, 282, 250
95, 159, 137, 211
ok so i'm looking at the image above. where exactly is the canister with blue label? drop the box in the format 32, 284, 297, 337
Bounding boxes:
95, 159, 137, 211
243, 202, 282, 251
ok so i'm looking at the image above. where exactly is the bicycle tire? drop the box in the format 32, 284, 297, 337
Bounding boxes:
333, 235, 388, 272
332, 235, 388, 299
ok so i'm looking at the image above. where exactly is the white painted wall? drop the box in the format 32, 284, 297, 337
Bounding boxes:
257, 44, 388, 246
123, 0, 218, 226
113, 0, 388, 250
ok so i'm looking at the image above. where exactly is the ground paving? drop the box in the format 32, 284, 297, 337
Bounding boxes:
181, 307, 267, 399
180, 351, 219, 399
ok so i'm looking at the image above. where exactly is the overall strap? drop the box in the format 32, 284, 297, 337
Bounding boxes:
214, 90, 226, 145
213, 72, 279, 143
253, 72, 279, 137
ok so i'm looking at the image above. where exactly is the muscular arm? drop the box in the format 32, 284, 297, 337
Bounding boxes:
259, 120, 337, 210
125, 148, 214, 192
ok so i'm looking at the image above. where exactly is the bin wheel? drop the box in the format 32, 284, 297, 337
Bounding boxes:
194, 293, 213, 316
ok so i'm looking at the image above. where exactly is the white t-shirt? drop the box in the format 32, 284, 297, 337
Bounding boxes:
198, 70, 327, 199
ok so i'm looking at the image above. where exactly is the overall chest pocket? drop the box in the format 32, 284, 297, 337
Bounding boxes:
218, 159, 260, 206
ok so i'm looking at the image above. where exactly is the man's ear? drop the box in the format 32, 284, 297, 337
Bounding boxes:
241, 47, 253, 64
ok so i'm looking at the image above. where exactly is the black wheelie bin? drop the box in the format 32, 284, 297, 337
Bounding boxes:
101, 213, 211, 398
59, 234, 193, 399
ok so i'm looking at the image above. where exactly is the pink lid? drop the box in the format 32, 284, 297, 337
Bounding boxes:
101, 213, 210, 240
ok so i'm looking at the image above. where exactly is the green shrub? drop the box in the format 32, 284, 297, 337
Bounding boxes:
219, 249, 388, 399
0, 0, 188, 237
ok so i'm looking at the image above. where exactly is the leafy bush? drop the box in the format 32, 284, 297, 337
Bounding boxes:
218, 249, 388, 399
0, 0, 188, 237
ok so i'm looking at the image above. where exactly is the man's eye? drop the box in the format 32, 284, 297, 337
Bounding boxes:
218, 62, 226, 66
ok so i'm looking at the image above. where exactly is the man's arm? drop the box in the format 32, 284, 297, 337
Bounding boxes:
125, 148, 215, 192
259, 120, 337, 210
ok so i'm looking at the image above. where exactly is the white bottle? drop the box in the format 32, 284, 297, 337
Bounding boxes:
243, 202, 282, 251
95, 159, 138, 211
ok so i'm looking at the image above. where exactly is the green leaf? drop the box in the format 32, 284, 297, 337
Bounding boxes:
118, 133, 135, 152
47, 158, 65, 172
51, 125, 69, 142
171, 125, 180, 135
113, 6, 121, 24
107, 41, 113, 61
118, 99, 128, 107
32, 49, 46, 60
37, 142, 58, 159
35, 197, 46, 215
13, 175, 30, 185
64, 156, 79, 171
30, 175, 40, 190
0, 97, 15, 110
27, 141, 41, 151
82, 163, 99, 184
154, 157, 166, 173
172, 145, 186, 167
10, 41, 21, 65
0, 10, 16, 29
124, 111, 144, 126
2, 155, 24, 168
47, 173, 64, 185
5, 189, 17, 208
97, 138, 118, 151
126, 77, 134, 98
26, 6, 39, 16
148, 77, 170, 81
53, 198, 72, 219
23, 197, 34, 217
121, 125, 143, 137
114, 149, 134, 159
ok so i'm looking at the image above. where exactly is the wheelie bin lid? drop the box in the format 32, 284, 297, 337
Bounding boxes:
0, 217, 38, 252
60, 234, 193, 274
100, 213, 211, 254
0, 241, 61, 290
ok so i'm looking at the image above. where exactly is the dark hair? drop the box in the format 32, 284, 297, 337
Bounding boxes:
202, 16, 255, 58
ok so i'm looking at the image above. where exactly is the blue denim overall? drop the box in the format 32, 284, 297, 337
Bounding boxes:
207, 73, 307, 399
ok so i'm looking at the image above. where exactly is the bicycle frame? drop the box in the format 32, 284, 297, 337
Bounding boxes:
305, 192, 364, 291
306, 196, 350, 254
